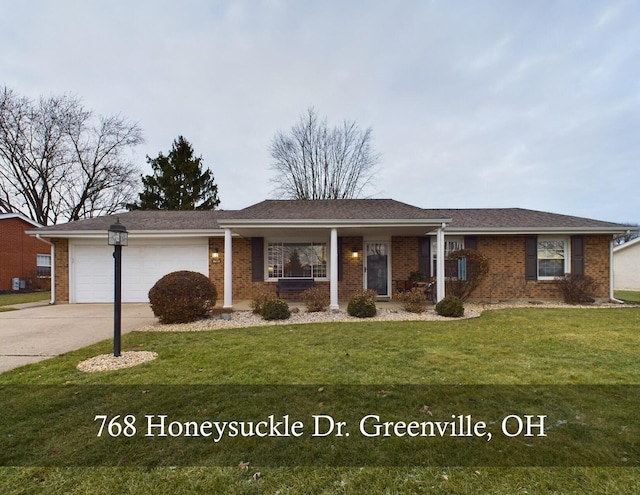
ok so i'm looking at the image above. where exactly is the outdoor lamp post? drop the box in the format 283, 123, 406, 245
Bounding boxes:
108, 219, 128, 357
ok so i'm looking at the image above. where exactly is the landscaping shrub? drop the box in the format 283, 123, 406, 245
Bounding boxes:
397, 287, 428, 313
445, 249, 489, 301
435, 295, 464, 317
261, 298, 291, 320
554, 274, 598, 304
148, 270, 217, 324
301, 287, 330, 313
251, 290, 273, 315
347, 290, 377, 318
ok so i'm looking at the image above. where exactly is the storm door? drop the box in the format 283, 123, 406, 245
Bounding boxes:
364, 242, 390, 297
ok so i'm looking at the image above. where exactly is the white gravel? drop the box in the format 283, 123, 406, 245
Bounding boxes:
77, 351, 158, 373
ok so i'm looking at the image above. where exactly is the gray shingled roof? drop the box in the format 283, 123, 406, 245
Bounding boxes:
32, 200, 631, 234
34, 210, 232, 232
226, 200, 628, 230
228, 199, 434, 220
422, 208, 627, 230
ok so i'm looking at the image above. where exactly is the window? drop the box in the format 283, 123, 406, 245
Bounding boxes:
37, 253, 51, 278
267, 242, 327, 279
537, 237, 568, 279
431, 237, 464, 277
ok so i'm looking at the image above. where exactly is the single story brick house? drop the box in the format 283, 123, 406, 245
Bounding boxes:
613, 237, 640, 291
30, 199, 634, 307
0, 213, 51, 291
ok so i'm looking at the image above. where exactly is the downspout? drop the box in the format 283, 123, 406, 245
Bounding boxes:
610, 238, 624, 304
36, 234, 55, 304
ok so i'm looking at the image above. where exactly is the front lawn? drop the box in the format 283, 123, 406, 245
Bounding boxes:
0, 290, 50, 307
1, 307, 639, 494
615, 290, 640, 303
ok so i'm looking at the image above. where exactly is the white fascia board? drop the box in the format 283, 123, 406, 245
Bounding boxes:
217, 218, 453, 229
444, 227, 630, 235
26, 229, 227, 239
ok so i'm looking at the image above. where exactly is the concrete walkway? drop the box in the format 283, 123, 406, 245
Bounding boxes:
0, 303, 156, 373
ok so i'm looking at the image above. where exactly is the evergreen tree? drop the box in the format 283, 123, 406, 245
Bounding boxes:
130, 136, 220, 210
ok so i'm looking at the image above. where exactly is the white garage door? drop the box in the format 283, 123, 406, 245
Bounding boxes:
70, 238, 209, 303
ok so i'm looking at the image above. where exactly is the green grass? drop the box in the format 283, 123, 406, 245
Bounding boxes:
615, 290, 640, 303
1, 307, 639, 493
0, 290, 50, 307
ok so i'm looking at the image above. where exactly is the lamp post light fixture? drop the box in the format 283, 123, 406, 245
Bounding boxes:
108, 219, 128, 357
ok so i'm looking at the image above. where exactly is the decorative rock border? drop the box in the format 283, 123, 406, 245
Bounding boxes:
77, 351, 158, 373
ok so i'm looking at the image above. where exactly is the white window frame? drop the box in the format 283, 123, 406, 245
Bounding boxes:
537, 236, 570, 280
36, 253, 52, 278
265, 239, 330, 281
431, 236, 464, 278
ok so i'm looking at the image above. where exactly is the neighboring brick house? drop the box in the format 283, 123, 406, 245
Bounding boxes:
0, 213, 51, 291
30, 199, 634, 306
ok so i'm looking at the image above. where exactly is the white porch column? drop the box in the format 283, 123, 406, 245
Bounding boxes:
223, 228, 233, 309
436, 223, 445, 302
330, 228, 339, 310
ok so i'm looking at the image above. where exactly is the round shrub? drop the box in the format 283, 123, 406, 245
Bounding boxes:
435, 295, 464, 318
347, 291, 377, 318
261, 298, 291, 320
148, 271, 217, 324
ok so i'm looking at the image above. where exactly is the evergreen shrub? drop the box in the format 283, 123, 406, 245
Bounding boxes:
347, 290, 377, 318
261, 298, 291, 320
148, 270, 217, 324
435, 295, 464, 318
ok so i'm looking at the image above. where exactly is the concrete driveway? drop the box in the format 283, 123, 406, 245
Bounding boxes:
0, 303, 157, 373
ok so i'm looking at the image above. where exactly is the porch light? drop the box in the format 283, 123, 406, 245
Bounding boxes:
108, 219, 128, 246
108, 219, 128, 357
211, 247, 221, 264
352, 247, 359, 259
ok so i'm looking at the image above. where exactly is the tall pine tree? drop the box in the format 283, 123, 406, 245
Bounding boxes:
130, 136, 220, 210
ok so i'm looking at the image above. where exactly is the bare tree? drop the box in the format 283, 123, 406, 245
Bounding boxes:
270, 107, 379, 199
0, 86, 143, 225
613, 223, 639, 245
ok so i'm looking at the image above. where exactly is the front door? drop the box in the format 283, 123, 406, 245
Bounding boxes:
365, 242, 390, 297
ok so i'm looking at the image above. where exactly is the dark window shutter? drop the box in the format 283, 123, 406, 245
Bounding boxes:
251, 237, 264, 282
525, 236, 538, 281
338, 237, 343, 281
464, 236, 478, 250
418, 237, 431, 277
571, 236, 585, 276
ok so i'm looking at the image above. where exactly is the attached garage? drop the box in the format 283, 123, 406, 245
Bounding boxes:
69, 237, 209, 303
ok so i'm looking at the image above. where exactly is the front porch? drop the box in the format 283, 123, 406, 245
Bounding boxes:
213, 223, 450, 311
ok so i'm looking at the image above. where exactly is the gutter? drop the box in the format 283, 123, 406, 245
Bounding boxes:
36, 234, 55, 305
609, 238, 624, 304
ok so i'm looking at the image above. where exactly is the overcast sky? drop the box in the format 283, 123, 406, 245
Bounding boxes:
1, 0, 638, 224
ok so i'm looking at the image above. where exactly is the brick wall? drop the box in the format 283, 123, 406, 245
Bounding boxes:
339, 236, 363, 300
204, 233, 614, 305
471, 235, 611, 300
52, 238, 69, 303
0, 217, 51, 291
391, 236, 419, 285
